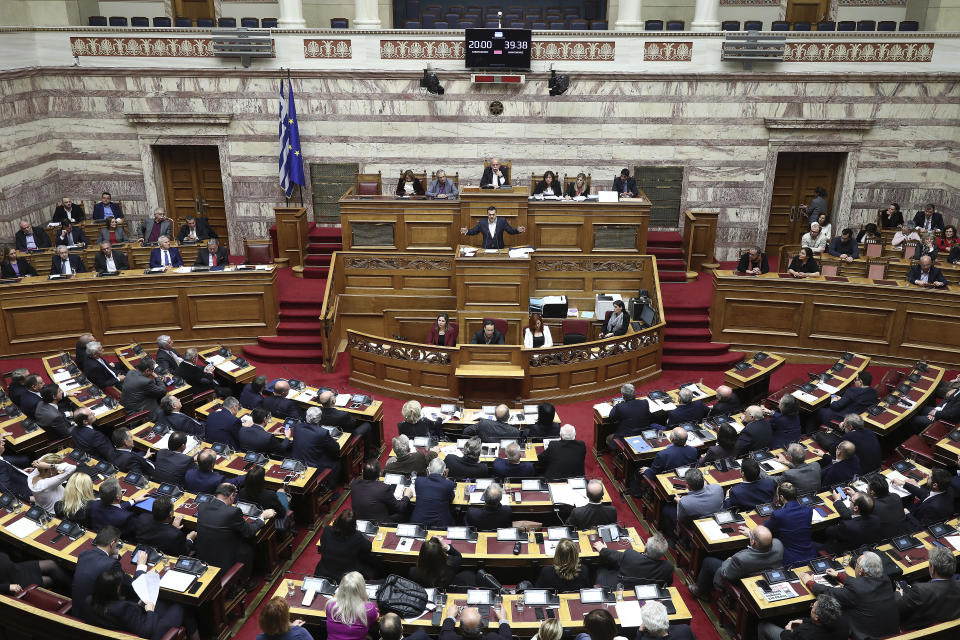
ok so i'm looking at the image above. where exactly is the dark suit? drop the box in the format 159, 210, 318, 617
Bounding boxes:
154, 348, 181, 374
409, 473, 456, 528
112, 449, 154, 477
237, 424, 291, 455
72, 426, 116, 462
290, 422, 340, 475
0, 456, 32, 501
19, 390, 42, 418
820, 457, 861, 487
93, 202, 123, 220
612, 176, 639, 197
912, 210, 945, 231
491, 458, 536, 479
149, 247, 183, 268
775, 617, 849, 640
568, 502, 617, 529
465, 503, 513, 530
479, 166, 510, 188
261, 394, 305, 421
736, 252, 769, 274
667, 401, 708, 425
156, 412, 205, 438
538, 439, 586, 480
597, 547, 674, 589
644, 444, 699, 480
0, 258, 37, 278
564, 181, 590, 198
896, 578, 960, 630
55, 227, 87, 247
14, 230, 50, 250
904, 483, 954, 527
176, 361, 229, 398
205, 409, 242, 448
239, 383, 264, 410
771, 412, 802, 449
84, 356, 124, 390
609, 399, 651, 439
133, 513, 192, 556
462, 419, 521, 442
195, 498, 263, 571
350, 477, 411, 522
723, 478, 777, 510
841, 428, 882, 473
195, 246, 229, 267
810, 575, 899, 639
384, 451, 431, 476
398, 417, 443, 439
185, 468, 235, 495
34, 402, 73, 438
8, 381, 28, 407
767, 500, 816, 566
49, 253, 85, 275
735, 419, 773, 456
444, 454, 488, 480
439, 617, 511, 640
470, 329, 505, 344
316, 527, 375, 580
710, 395, 742, 417
87, 500, 137, 536
72, 547, 131, 621
320, 406, 368, 435
824, 511, 884, 554
532, 180, 561, 196
139, 218, 170, 240
464, 217, 520, 249
534, 565, 591, 591
177, 219, 216, 243
53, 204, 85, 223
93, 250, 130, 273
151, 449, 196, 487
907, 263, 947, 287
817, 386, 879, 425
119, 370, 166, 414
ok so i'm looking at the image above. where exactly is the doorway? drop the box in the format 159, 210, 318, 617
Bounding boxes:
787, 0, 830, 23
156, 146, 227, 241
766, 152, 844, 261
175, 0, 214, 22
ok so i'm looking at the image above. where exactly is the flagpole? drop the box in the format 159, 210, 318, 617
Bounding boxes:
281, 67, 291, 203
287, 67, 304, 208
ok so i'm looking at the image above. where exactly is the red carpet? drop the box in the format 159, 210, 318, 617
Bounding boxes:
660, 273, 744, 370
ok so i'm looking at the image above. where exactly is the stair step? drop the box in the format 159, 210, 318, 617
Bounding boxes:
659, 272, 688, 283
257, 335, 325, 350
309, 227, 342, 239
243, 344, 325, 364
304, 269, 329, 279
648, 247, 683, 259
662, 352, 746, 370
656, 259, 687, 270
664, 312, 710, 328
279, 308, 323, 320
307, 243, 342, 253
662, 299, 711, 311
305, 255, 332, 266
664, 327, 713, 341
278, 321, 324, 336
663, 341, 731, 355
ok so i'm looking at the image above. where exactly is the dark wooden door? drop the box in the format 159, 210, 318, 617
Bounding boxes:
765, 152, 842, 263
787, 0, 830, 23
175, 0, 214, 21
157, 146, 228, 242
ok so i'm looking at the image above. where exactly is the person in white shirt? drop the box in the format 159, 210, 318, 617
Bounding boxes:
480, 157, 510, 188
28, 453, 75, 513
892, 223, 922, 248
801, 222, 828, 254
523, 313, 554, 348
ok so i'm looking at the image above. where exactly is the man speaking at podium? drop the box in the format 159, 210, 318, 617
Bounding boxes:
461, 206, 526, 250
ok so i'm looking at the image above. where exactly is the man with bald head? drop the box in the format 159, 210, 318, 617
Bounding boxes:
318, 390, 374, 452
568, 478, 617, 529
819, 440, 861, 486
643, 426, 699, 480
736, 405, 773, 456
139, 207, 172, 242
689, 524, 783, 599
260, 379, 304, 420
907, 254, 947, 288
709, 385, 741, 417
479, 157, 510, 189
440, 604, 511, 640
464, 403, 521, 441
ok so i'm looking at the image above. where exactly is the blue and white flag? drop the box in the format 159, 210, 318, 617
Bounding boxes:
278, 77, 306, 197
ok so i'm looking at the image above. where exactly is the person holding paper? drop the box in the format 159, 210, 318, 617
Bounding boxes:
88, 566, 196, 640
260, 379, 305, 420
532, 171, 560, 197
891, 467, 955, 528
608, 383, 650, 447
816, 371, 878, 428
72, 526, 145, 620
523, 313, 553, 348
350, 461, 412, 523
460, 206, 525, 250
177, 348, 232, 399
567, 479, 616, 529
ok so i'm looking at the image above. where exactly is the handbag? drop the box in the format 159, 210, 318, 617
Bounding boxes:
375, 574, 428, 619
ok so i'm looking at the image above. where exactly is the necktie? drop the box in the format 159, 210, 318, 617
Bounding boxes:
62, 259, 71, 275
211, 252, 218, 267
163, 251, 169, 266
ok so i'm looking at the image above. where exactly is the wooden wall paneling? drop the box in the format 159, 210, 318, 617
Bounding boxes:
684, 210, 719, 271
274, 207, 309, 268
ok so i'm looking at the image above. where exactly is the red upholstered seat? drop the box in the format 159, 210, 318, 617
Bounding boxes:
483, 317, 508, 337
244, 238, 273, 265
15, 585, 71, 614
562, 319, 589, 344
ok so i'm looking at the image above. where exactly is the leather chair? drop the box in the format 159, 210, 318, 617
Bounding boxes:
108, 17, 128, 26
131, 17, 150, 27
355, 172, 382, 196
197, 18, 214, 27
896, 436, 936, 468
218, 17, 237, 27
921, 419, 955, 447
644, 20, 664, 30
666, 20, 684, 30
88, 16, 108, 26
241, 17, 260, 27
817, 21, 836, 31
721, 21, 740, 31
153, 17, 172, 27
562, 319, 589, 344
244, 237, 274, 265
771, 20, 790, 30
15, 585, 71, 614
867, 258, 887, 279
482, 318, 508, 339
175, 17, 193, 27
261, 18, 278, 28
744, 20, 763, 30
330, 17, 349, 28
563, 173, 591, 195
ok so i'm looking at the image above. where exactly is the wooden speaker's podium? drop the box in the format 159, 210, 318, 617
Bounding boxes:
455, 245, 531, 310
460, 185, 529, 249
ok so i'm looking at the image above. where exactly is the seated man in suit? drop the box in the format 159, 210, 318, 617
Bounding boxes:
758, 594, 849, 640
723, 458, 776, 510
816, 371, 878, 427
427, 169, 459, 199
907, 254, 947, 288
195, 482, 274, 585
384, 434, 433, 475
736, 246, 769, 274
154, 334, 183, 373
669, 468, 723, 534
567, 478, 617, 529
195, 238, 228, 268
148, 236, 183, 269
612, 168, 639, 198
815, 413, 882, 473
261, 379, 305, 420
18, 374, 44, 418
177, 215, 217, 243
440, 605, 511, 640
913, 203, 945, 232
823, 492, 883, 555
53, 197, 85, 224
55, 221, 87, 247
735, 405, 773, 456
767, 482, 816, 566
317, 390, 374, 452
827, 227, 859, 262
50, 245, 85, 275
463, 404, 521, 441
609, 383, 651, 447
410, 457, 456, 528
892, 467, 955, 528
910, 384, 960, 434
14, 220, 51, 251
642, 427, 699, 480
239, 375, 267, 410
0, 436, 33, 502
896, 546, 960, 630
83, 340, 126, 390
538, 424, 586, 480
237, 408, 292, 455
35, 383, 75, 437
460, 206, 525, 249
205, 396, 243, 448
444, 436, 488, 479
133, 495, 196, 557
690, 524, 782, 599
71, 526, 143, 621
71, 408, 116, 462
155, 394, 205, 437
492, 442, 535, 479
290, 406, 342, 477
119, 358, 166, 415
774, 443, 821, 495
87, 476, 137, 536
7, 368, 30, 407
593, 533, 673, 589
479, 157, 510, 188
138, 207, 170, 242
94, 241, 130, 273
818, 440, 861, 487
350, 461, 412, 523
465, 482, 513, 530
709, 385, 741, 417
110, 428, 155, 477
667, 387, 708, 426
185, 448, 242, 494
470, 319, 505, 345
152, 431, 197, 486
92, 191, 123, 220
177, 348, 231, 398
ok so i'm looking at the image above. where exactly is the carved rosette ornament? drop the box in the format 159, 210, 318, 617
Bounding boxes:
345, 256, 451, 270
529, 332, 659, 367
348, 334, 452, 365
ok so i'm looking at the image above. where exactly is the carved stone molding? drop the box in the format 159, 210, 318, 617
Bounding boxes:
764, 118, 875, 130
380, 40, 464, 60
348, 334, 452, 365
531, 41, 615, 61
536, 259, 644, 272
379, 39, 615, 61
529, 332, 659, 367
345, 256, 451, 270
71, 37, 214, 57
304, 39, 352, 58
643, 42, 693, 62
783, 42, 933, 63
125, 113, 234, 126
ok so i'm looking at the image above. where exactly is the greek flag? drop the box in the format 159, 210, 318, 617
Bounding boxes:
278, 77, 306, 197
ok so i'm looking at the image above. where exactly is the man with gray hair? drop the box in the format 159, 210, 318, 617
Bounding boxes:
148, 235, 183, 268
75, 333, 94, 368
177, 347, 231, 398
643, 426, 699, 480
196, 237, 228, 268
538, 423, 586, 480
801, 551, 899, 639
593, 532, 674, 589
736, 246, 768, 275
82, 340, 126, 390
445, 435, 488, 479
758, 593, 847, 640
289, 405, 341, 476
774, 442, 821, 494
636, 599, 693, 640
466, 482, 513, 530
427, 169, 458, 199
154, 334, 183, 373
410, 457, 455, 528
607, 382, 651, 447
735, 405, 773, 456
385, 433, 433, 475
119, 358, 166, 415
464, 403, 521, 442
492, 441, 535, 479
667, 387, 708, 426
7, 367, 31, 406
709, 385, 741, 417
139, 206, 172, 242
568, 478, 616, 529
896, 545, 960, 629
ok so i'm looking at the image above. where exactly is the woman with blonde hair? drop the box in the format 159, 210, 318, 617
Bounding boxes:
534, 538, 590, 590
397, 399, 443, 439
325, 571, 378, 640
28, 453, 75, 513
534, 618, 563, 640
565, 173, 590, 199
257, 596, 312, 640
54, 471, 94, 526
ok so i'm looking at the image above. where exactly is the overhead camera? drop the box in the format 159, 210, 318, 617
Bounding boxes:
548, 69, 569, 96
420, 69, 444, 95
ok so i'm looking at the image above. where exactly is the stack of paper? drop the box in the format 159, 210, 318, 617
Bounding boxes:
51, 370, 73, 383
615, 600, 643, 627
206, 354, 226, 366
158, 571, 194, 594
792, 390, 820, 404
334, 393, 351, 407
219, 361, 239, 372
944, 535, 960, 550
594, 403, 612, 418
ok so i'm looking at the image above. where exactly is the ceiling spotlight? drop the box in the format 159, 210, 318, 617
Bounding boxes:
420, 69, 444, 95
548, 69, 569, 96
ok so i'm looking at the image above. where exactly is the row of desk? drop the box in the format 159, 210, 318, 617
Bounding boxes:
9, 240, 227, 276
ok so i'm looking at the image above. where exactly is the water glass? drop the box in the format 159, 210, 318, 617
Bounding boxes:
616, 583, 624, 602
516, 593, 524, 613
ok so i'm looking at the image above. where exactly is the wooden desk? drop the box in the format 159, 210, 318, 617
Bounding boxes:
723, 353, 786, 405
19, 240, 220, 275
863, 363, 943, 436
934, 431, 960, 468
40, 352, 125, 426
197, 346, 257, 385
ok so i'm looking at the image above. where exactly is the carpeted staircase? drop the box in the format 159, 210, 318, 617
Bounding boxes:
647, 231, 689, 283
242, 268, 327, 364
303, 226, 342, 280
659, 274, 745, 371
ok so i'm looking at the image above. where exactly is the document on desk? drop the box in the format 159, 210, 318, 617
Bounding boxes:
158, 570, 195, 593
294, 390, 315, 403
133, 571, 160, 604
334, 393, 351, 407
396, 537, 414, 552
944, 535, 960, 551
6, 517, 40, 538
615, 600, 643, 627
174, 267, 192, 274
683, 384, 708, 400
647, 398, 677, 412
91, 404, 111, 417
508, 247, 534, 258
884, 471, 913, 497
593, 403, 612, 419
816, 382, 840, 395
206, 355, 226, 366
59, 380, 81, 392
792, 390, 820, 404
549, 484, 588, 507
219, 361, 239, 372
698, 520, 726, 541
51, 370, 73, 383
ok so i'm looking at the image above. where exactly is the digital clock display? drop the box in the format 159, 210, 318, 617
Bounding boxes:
465, 28, 532, 70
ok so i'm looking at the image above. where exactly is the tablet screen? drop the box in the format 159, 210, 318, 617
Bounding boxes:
634, 585, 659, 600
580, 588, 604, 604
467, 590, 491, 605
524, 590, 550, 605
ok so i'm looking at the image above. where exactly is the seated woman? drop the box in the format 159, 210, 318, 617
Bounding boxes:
28, 453, 76, 513
914, 233, 938, 261
88, 567, 195, 640
937, 225, 957, 252
815, 213, 832, 241
856, 222, 880, 243
97, 216, 130, 244
534, 538, 591, 591
315, 509, 379, 581
409, 536, 475, 588
533, 170, 560, 197
395, 170, 425, 197
892, 223, 921, 247
325, 572, 378, 640
427, 313, 457, 347
0, 247, 38, 279
699, 423, 738, 464
238, 465, 287, 522
54, 472, 94, 527
526, 402, 559, 438
257, 596, 313, 640
565, 173, 590, 199
0, 551, 70, 594
523, 313, 553, 349
599, 300, 628, 338
767, 394, 801, 449
787, 247, 820, 278
398, 399, 443, 439
880, 202, 904, 229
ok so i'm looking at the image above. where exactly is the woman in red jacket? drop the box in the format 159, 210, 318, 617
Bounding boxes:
426, 313, 457, 346
937, 225, 957, 252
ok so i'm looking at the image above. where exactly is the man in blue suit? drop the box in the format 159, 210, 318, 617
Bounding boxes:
290, 407, 341, 477
0, 437, 32, 502
148, 236, 184, 268
723, 458, 776, 510
72, 526, 143, 621
18, 374, 44, 418
50, 245, 86, 275
87, 477, 138, 537
492, 442, 536, 479
819, 441, 861, 487
205, 396, 242, 448
237, 408, 293, 455
667, 387, 708, 426
735, 405, 773, 456
643, 427, 699, 480
817, 371, 878, 426
906, 254, 947, 288
185, 449, 242, 494
410, 457, 456, 528
612, 168, 639, 198
91, 191, 123, 220
460, 206, 526, 249
909, 386, 960, 434
608, 383, 651, 447
72, 408, 116, 462
766, 482, 816, 566
893, 468, 955, 528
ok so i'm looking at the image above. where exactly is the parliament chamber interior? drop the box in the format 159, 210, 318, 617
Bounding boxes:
2, 1, 960, 639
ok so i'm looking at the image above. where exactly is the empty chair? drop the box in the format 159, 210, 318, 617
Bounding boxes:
405, 19, 421, 28
531, 21, 547, 29
108, 16, 128, 26
721, 20, 740, 30
523, 8, 541, 17
508, 20, 524, 28
549, 21, 565, 29
88, 15, 108, 26
218, 17, 237, 27
434, 20, 449, 28
837, 20, 856, 31
153, 16, 172, 27
589, 19, 607, 30
241, 17, 260, 27
408, 0, 423, 16
857, 19, 876, 31
444, 12, 460, 24
261, 17, 277, 27
197, 18, 214, 27
569, 19, 588, 29
563, 7, 579, 16
666, 20, 684, 30
457, 19, 478, 28
744, 20, 763, 30
562, 319, 589, 345
175, 17, 193, 27
877, 20, 896, 31
484, 19, 499, 27
421, 14, 437, 28
645, 19, 664, 30
899, 20, 919, 31
771, 20, 790, 30
425, 4, 443, 13
129, 16, 149, 26
816, 20, 835, 31
793, 21, 811, 31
